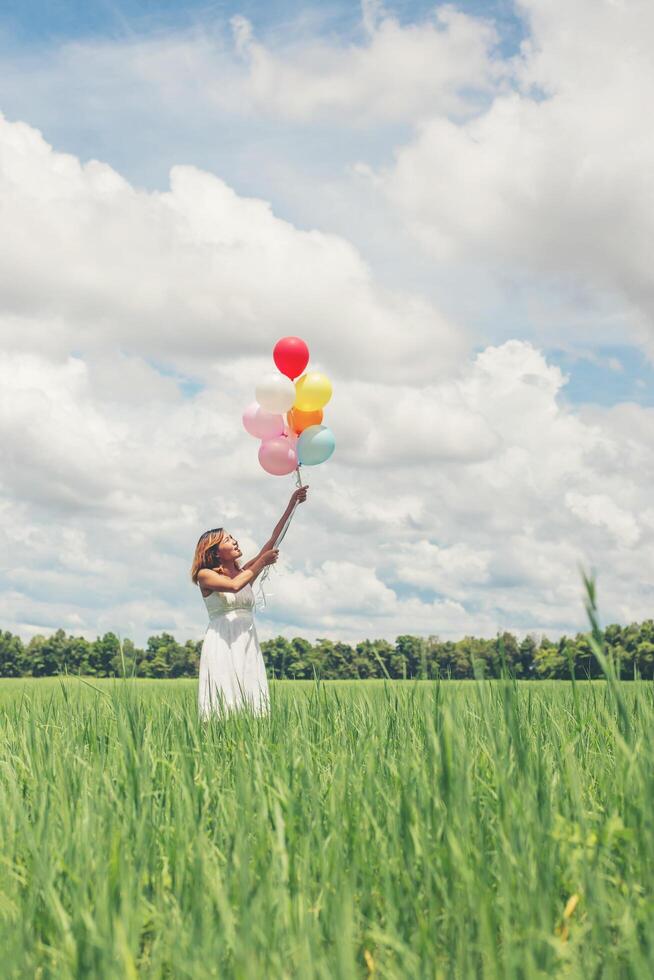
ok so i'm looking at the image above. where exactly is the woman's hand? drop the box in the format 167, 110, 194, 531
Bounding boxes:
290, 485, 309, 507
260, 549, 279, 567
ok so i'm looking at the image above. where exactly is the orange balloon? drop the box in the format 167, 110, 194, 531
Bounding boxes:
288, 406, 323, 434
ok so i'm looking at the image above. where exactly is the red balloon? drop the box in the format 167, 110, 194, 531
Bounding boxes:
273, 336, 309, 380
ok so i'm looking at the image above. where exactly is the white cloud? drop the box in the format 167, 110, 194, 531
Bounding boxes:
1, 22, 654, 650
565, 491, 640, 548
374, 0, 654, 351
2, 0, 649, 367
257, 558, 491, 644
0, 5, 499, 129
325, 376, 500, 469
228, 5, 499, 122
393, 541, 491, 597
0, 112, 465, 384
4, 331, 652, 645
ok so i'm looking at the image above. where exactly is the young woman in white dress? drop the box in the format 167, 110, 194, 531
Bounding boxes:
190, 484, 309, 719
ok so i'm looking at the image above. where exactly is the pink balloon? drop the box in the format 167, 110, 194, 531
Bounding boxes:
258, 436, 298, 476
243, 401, 285, 440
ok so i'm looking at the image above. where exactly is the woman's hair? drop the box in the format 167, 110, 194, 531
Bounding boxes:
190, 527, 242, 583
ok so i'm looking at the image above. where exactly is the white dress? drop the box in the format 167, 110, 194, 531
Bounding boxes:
198, 584, 270, 719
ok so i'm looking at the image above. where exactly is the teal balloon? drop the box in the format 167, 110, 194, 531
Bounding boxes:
296, 424, 335, 466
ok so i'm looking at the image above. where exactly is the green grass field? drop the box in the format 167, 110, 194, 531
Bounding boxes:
1, 675, 653, 978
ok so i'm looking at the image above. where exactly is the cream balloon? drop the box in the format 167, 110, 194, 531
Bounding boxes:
255, 373, 296, 413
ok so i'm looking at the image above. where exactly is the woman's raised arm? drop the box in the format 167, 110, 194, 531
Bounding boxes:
268, 485, 309, 546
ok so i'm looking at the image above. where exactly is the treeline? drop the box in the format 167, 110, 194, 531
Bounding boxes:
1, 621, 654, 679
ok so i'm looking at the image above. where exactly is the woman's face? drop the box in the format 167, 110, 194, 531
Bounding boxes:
219, 532, 242, 563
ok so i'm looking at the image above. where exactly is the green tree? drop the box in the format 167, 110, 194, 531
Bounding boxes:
431, 640, 456, 678
517, 635, 538, 677
353, 640, 388, 679
284, 638, 314, 679
164, 637, 199, 678
180, 639, 201, 677
261, 637, 294, 679
571, 634, 601, 679
0, 631, 25, 676
394, 635, 426, 678
90, 633, 122, 677
112, 637, 141, 677
495, 631, 520, 675
139, 632, 180, 678
65, 635, 94, 674
533, 637, 566, 679
319, 640, 356, 679
635, 640, 654, 679
451, 637, 482, 679
25, 629, 70, 676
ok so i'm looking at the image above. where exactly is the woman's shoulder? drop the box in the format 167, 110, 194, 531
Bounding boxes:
197, 569, 218, 596
197, 566, 234, 584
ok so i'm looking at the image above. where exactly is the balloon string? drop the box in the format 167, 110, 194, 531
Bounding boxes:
256, 465, 303, 610
256, 465, 303, 605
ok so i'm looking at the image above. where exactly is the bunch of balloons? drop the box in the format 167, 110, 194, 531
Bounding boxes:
242, 337, 335, 479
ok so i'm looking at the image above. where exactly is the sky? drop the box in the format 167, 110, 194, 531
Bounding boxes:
1, 0, 653, 648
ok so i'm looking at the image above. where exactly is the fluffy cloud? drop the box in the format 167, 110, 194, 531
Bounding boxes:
0, 113, 464, 384
0, 4, 499, 131
2, 335, 652, 646
229, 3, 499, 122
1, 21, 653, 650
375, 0, 654, 350
261, 559, 487, 644
2, 1, 651, 361
565, 492, 640, 549
392, 541, 491, 599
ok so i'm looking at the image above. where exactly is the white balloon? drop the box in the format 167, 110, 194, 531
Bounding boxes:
255, 373, 296, 413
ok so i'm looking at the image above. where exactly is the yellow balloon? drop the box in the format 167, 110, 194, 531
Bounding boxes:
294, 371, 333, 411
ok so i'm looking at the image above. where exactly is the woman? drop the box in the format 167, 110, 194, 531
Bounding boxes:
190, 484, 309, 718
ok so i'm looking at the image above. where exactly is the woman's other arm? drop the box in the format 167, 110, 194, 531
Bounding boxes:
198, 550, 278, 594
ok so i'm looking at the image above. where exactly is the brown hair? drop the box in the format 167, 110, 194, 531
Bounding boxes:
190, 527, 243, 584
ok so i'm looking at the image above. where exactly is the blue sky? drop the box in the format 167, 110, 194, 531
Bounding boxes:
1, 0, 524, 49
551, 347, 654, 408
1, 0, 648, 410
1, 0, 653, 645
156, 348, 654, 409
